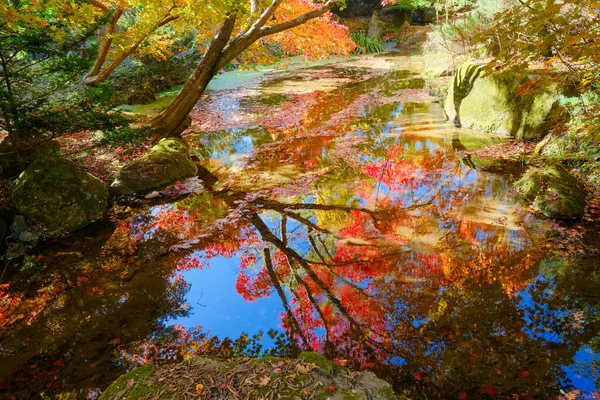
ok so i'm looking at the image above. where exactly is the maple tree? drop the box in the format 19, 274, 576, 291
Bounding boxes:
146, 0, 358, 138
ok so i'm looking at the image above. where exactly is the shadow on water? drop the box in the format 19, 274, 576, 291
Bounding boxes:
1, 54, 599, 399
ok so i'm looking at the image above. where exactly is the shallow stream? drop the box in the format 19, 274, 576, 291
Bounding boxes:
1, 53, 599, 398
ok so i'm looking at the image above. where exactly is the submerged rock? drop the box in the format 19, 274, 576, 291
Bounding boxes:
515, 164, 587, 219
11, 157, 109, 235
444, 62, 561, 141
100, 352, 398, 400
111, 138, 198, 196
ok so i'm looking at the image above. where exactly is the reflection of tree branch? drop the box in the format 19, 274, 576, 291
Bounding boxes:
280, 215, 288, 246
251, 214, 380, 343
259, 199, 378, 215
282, 210, 333, 236
317, 235, 335, 260
308, 234, 328, 264
288, 259, 332, 344
263, 248, 309, 348
258, 198, 434, 217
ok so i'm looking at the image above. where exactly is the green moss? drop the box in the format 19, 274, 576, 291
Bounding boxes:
112, 138, 198, 195
445, 62, 561, 141
251, 356, 284, 365
299, 352, 346, 376
469, 154, 522, 173
455, 130, 497, 151
99, 365, 157, 400
11, 157, 109, 234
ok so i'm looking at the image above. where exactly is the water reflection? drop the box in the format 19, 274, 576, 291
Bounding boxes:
1, 54, 598, 398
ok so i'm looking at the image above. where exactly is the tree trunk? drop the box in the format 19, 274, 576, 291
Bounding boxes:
148, 16, 237, 139
146, 0, 339, 139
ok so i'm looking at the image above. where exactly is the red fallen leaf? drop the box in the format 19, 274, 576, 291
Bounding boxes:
520, 371, 530, 378
415, 373, 421, 380
485, 386, 499, 395
53, 359, 64, 367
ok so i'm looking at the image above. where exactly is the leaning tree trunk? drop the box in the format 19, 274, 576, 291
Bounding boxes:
148, 16, 237, 139
147, 0, 339, 139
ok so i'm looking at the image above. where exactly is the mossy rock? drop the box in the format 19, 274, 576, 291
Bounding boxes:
299, 351, 346, 376
11, 157, 109, 234
467, 154, 522, 173
99, 365, 159, 400
111, 138, 198, 196
515, 164, 587, 219
444, 62, 561, 141
101, 355, 398, 400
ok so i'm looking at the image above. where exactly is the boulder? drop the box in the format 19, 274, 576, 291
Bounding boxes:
444, 62, 561, 141
11, 157, 109, 235
100, 352, 397, 400
515, 164, 587, 219
0, 136, 60, 177
111, 138, 198, 196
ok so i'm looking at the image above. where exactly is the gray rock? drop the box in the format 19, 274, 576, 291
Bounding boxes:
18, 230, 40, 246
10, 215, 28, 239
112, 138, 198, 196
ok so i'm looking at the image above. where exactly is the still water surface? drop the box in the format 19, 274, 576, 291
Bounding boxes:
1, 53, 599, 398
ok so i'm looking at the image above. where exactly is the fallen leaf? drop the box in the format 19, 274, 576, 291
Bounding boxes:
196, 383, 204, 394
258, 376, 271, 387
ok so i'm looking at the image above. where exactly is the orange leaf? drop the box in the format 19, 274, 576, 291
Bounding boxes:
195, 383, 204, 394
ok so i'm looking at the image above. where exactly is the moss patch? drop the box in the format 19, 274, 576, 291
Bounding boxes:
299, 351, 346, 376
99, 365, 158, 400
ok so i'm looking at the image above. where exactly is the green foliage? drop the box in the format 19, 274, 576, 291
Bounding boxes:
109, 34, 201, 105
352, 31, 386, 54
384, 0, 432, 11
422, 0, 510, 75
0, 0, 131, 158
100, 126, 148, 144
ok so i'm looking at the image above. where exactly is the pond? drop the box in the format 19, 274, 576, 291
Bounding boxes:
1, 53, 599, 399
